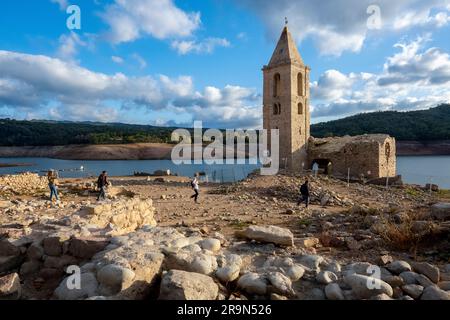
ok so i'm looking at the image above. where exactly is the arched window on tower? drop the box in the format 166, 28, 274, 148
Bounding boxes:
297, 73, 303, 96
278, 103, 281, 115
298, 102, 303, 115
273, 104, 278, 115
273, 73, 281, 97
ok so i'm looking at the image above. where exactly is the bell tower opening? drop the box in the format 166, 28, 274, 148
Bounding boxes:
273, 73, 281, 97
297, 73, 303, 96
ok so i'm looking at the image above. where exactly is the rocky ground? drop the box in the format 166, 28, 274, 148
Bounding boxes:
0, 171, 449, 300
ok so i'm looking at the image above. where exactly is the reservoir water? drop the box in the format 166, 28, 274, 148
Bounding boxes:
1, 156, 449, 188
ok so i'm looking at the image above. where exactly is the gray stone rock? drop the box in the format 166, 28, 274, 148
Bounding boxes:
27, 243, 44, 261
19, 260, 41, 276
412, 262, 440, 283
322, 260, 341, 273
0, 255, 23, 273
298, 255, 324, 272
438, 281, 450, 291
416, 274, 435, 287
97, 264, 136, 296
43, 236, 65, 257
199, 239, 221, 252
316, 271, 338, 284
421, 285, 450, 300
159, 270, 218, 300
0, 273, 21, 300
54, 272, 99, 300
370, 293, 393, 300
386, 261, 412, 275
267, 272, 294, 297
240, 225, 294, 246
402, 284, 424, 299
325, 283, 345, 300
285, 265, 305, 281
216, 254, 242, 283
237, 273, 268, 296
305, 288, 326, 300
400, 271, 419, 285
344, 262, 373, 276
344, 274, 393, 299
430, 203, 450, 220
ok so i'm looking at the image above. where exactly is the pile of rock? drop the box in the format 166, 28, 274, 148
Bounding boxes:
0, 232, 110, 297
2, 220, 450, 301
0, 173, 48, 196
82, 198, 157, 236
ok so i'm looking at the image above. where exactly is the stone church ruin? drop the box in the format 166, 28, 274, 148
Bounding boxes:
263, 25, 396, 180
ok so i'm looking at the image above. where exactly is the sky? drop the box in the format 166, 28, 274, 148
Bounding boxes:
0, 0, 450, 129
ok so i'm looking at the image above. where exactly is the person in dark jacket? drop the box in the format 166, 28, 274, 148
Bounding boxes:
97, 171, 109, 201
297, 179, 310, 208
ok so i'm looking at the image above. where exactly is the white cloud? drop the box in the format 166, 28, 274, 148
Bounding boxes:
131, 53, 148, 69
240, 0, 450, 56
0, 50, 260, 128
56, 32, 87, 61
101, 0, 201, 44
111, 56, 124, 64
171, 37, 231, 55
311, 36, 450, 120
50, 0, 68, 10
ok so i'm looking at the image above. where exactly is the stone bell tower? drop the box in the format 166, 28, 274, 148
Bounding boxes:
263, 24, 310, 171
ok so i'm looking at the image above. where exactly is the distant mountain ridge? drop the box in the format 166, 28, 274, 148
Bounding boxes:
0, 104, 449, 147
310, 104, 450, 141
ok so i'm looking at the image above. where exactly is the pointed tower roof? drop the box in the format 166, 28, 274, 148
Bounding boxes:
267, 26, 304, 67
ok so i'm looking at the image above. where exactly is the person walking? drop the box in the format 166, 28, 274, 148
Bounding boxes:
312, 162, 319, 177
297, 179, 310, 208
190, 175, 200, 204
47, 170, 60, 202
97, 171, 109, 201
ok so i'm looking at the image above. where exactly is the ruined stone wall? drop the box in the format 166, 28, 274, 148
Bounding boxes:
307, 135, 397, 180
0, 173, 48, 196
83, 197, 157, 236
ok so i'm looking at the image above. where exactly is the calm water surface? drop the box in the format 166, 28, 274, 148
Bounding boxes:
1, 156, 449, 188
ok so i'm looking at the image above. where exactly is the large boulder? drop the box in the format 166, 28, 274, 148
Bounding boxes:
159, 270, 218, 300
97, 264, 136, 296
43, 236, 67, 257
237, 272, 268, 296
344, 274, 393, 299
165, 246, 218, 276
266, 272, 295, 297
325, 283, 345, 300
0, 255, 24, 273
0, 273, 21, 300
68, 237, 109, 259
421, 285, 450, 300
431, 203, 450, 220
386, 261, 412, 274
239, 225, 294, 246
412, 262, 440, 283
54, 272, 99, 300
216, 254, 242, 283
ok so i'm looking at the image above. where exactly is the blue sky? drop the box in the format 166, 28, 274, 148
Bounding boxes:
0, 0, 450, 128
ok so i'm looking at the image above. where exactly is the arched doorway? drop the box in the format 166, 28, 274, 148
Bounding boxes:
311, 159, 333, 175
